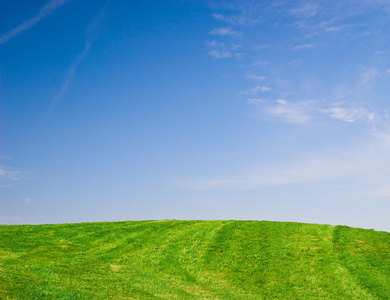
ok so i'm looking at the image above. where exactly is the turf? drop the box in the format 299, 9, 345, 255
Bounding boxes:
1, 220, 389, 299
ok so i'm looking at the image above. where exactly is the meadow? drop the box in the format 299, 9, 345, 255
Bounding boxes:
1, 220, 389, 299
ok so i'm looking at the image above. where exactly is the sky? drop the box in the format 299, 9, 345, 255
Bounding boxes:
1, 0, 390, 231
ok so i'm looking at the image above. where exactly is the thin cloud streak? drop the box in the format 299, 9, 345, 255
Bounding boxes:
46, 41, 91, 114
0, 0, 72, 45
293, 44, 314, 50
0, 165, 20, 181
239, 86, 271, 96
45, 2, 108, 115
209, 27, 240, 37
290, 2, 318, 18
178, 133, 390, 192
256, 99, 377, 125
180, 153, 371, 190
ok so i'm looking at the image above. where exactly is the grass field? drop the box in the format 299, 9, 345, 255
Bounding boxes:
1, 220, 390, 299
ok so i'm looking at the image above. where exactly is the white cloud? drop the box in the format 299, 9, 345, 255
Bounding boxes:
252, 61, 270, 67
370, 126, 390, 144
179, 147, 374, 191
178, 128, 390, 193
205, 40, 219, 47
211, 7, 260, 26
240, 86, 271, 95
46, 41, 91, 113
247, 98, 264, 104
0, 165, 20, 181
326, 26, 341, 32
231, 43, 242, 49
319, 105, 375, 123
208, 49, 232, 59
212, 13, 226, 21
0, 0, 72, 45
209, 27, 240, 36
257, 98, 377, 126
206, 39, 239, 59
293, 44, 314, 50
45, 3, 107, 115
290, 2, 318, 18
259, 86, 271, 92
265, 99, 311, 124
360, 68, 378, 85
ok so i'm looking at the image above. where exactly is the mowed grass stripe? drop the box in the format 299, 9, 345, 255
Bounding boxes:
1, 220, 389, 299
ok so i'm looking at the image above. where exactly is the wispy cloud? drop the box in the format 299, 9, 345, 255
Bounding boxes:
0, 0, 72, 45
198, 1, 390, 206
205, 40, 219, 47
252, 61, 270, 67
208, 49, 232, 59
288, 59, 303, 65
247, 98, 264, 104
45, 3, 108, 115
178, 127, 390, 192
0, 165, 20, 181
212, 13, 226, 21
290, 2, 318, 18
326, 26, 341, 32
360, 68, 378, 86
239, 85, 271, 95
211, 10, 260, 26
256, 86, 271, 92
179, 146, 375, 191
206, 40, 242, 59
265, 99, 311, 124
319, 105, 375, 123
209, 27, 240, 37
46, 42, 91, 113
293, 44, 314, 50
0, 156, 20, 187
252, 97, 377, 125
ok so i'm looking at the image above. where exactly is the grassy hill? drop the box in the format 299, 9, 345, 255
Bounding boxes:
1, 220, 389, 299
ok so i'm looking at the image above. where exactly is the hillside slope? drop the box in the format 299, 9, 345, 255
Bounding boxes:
1, 220, 389, 299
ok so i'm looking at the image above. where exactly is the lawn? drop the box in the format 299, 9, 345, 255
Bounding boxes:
1, 220, 389, 299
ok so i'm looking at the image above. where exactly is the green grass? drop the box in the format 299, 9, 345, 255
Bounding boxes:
1, 220, 389, 299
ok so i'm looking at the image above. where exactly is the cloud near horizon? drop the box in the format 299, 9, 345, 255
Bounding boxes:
178, 126, 390, 197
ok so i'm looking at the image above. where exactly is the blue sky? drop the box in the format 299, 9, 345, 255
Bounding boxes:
1, 0, 390, 231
